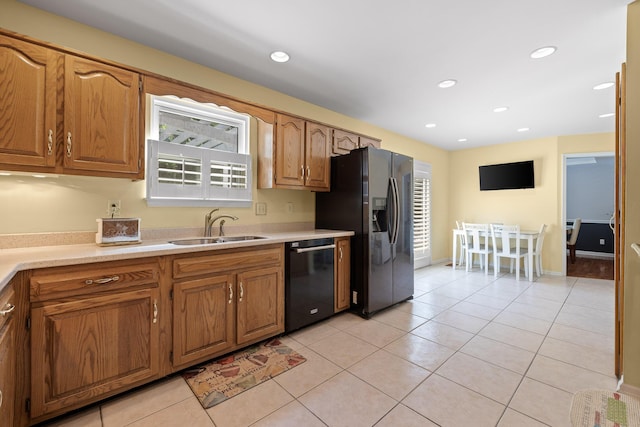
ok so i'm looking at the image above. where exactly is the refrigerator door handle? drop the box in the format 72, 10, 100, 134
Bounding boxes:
390, 177, 400, 245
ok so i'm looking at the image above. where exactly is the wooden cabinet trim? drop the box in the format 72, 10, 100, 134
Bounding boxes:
172, 245, 283, 280
30, 260, 160, 302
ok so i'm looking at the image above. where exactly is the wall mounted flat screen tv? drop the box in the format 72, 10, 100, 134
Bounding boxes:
479, 160, 534, 191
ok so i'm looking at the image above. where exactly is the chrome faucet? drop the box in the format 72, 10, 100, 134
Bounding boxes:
204, 209, 219, 237
205, 213, 238, 237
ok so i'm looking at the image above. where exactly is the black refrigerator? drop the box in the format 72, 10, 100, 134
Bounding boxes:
316, 147, 414, 317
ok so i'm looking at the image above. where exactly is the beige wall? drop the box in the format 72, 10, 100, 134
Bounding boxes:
623, 0, 640, 390
449, 133, 613, 274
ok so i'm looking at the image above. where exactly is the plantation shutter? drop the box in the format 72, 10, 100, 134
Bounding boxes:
414, 161, 432, 268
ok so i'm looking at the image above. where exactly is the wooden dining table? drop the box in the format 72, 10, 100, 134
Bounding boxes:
452, 228, 540, 281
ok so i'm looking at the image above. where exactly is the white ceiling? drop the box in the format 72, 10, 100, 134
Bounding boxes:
20, 0, 631, 151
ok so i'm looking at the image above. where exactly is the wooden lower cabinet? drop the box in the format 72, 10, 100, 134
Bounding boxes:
30, 287, 161, 419
172, 274, 235, 367
236, 267, 283, 345
335, 237, 351, 312
172, 245, 284, 369
10, 244, 287, 424
28, 259, 163, 422
0, 284, 16, 426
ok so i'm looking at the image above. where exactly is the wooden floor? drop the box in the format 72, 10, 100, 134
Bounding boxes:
567, 256, 614, 280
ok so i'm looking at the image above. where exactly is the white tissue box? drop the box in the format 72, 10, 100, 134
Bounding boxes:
96, 218, 141, 245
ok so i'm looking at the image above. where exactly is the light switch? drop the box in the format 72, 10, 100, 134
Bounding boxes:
600, 239, 605, 245
255, 202, 267, 215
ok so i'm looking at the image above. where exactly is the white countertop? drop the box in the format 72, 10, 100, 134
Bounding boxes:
0, 229, 353, 291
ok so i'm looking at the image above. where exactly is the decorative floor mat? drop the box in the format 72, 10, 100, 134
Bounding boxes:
570, 389, 640, 426
183, 338, 306, 409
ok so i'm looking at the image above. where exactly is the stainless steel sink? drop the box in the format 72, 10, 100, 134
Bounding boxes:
168, 236, 267, 245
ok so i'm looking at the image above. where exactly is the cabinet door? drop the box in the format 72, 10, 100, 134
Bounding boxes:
30, 288, 160, 418
0, 287, 15, 426
275, 114, 305, 187
236, 267, 284, 345
305, 122, 331, 190
335, 237, 351, 312
173, 274, 235, 367
332, 129, 359, 156
0, 35, 58, 169
63, 55, 140, 175
359, 136, 381, 149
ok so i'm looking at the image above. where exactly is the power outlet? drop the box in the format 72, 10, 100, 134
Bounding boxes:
107, 200, 121, 217
600, 238, 606, 245
286, 202, 294, 214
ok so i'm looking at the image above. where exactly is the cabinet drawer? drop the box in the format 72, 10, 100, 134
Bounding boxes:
0, 287, 15, 332
173, 245, 283, 280
30, 260, 159, 302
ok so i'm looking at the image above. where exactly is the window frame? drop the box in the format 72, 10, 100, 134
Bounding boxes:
145, 95, 252, 207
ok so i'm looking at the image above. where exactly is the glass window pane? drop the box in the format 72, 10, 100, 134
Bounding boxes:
158, 110, 239, 153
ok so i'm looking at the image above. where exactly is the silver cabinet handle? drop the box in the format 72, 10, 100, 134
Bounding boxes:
47, 129, 53, 155
152, 300, 158, 324
228, 283, 233, 304
85, 275, 120, 285
300, 165, 304, 179
239, 282, 244, 302
339, 247, 343, 261
0, 303, 15, 316
66, 132, 72, 157
294, 244, 336, 253
0, 389, 3, 410
306, 166, 310, 179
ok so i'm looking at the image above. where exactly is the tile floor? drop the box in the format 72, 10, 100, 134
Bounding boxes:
41, 263, 618, 427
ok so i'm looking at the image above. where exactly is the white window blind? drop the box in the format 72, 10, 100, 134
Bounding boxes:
414, 160, 432, 268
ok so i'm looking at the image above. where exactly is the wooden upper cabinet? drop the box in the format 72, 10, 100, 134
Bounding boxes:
332, 129, 359, 156
275, 114, 305, 187
359, 136, 381, 149
305, 122, 331, 190
63, 55, 140, 176
273, 114, 330, 191
0, 35, 59, 169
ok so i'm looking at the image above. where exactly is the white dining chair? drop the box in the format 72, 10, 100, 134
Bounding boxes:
462, 223, 492, 274
490, 224, 528, 280
455, 220, 467, 267
524, 224, 547, 277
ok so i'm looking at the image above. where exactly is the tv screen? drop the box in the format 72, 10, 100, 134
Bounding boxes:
479, 160, 534, 191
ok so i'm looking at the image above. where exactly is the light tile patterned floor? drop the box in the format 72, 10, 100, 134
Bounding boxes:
42, 264, 618, 427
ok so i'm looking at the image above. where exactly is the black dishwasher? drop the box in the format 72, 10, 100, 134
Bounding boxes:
285, 238, 335, 333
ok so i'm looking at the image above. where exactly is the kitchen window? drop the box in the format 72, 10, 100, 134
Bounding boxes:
146, 95, 252, 207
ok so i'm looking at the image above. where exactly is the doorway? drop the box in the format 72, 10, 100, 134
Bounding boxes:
563, 153, 615, 279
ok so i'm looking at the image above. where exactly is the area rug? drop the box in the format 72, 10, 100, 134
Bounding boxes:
570, 389, 640, 426
182, 338, 306, 409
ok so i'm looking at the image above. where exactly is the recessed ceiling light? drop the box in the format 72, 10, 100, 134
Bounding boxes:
270, 51, 290, 63
32, 174, 47, 178
438, 79, 457, 88
530, 46, 557, 59
593, 82, 614, 90
599, 113, 615, 118
0, 172, 11, 176
458, 138, 468, 142
517, 127, 530, 132
425, 123, 436, 128
493, 106, 509, 113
